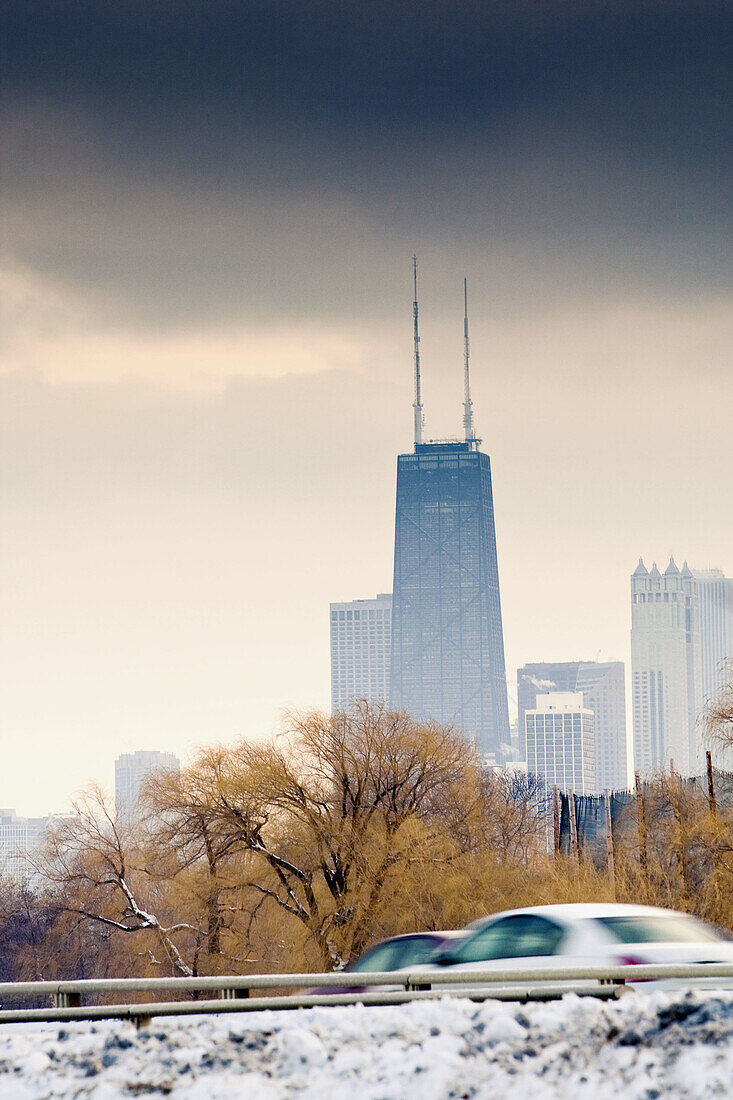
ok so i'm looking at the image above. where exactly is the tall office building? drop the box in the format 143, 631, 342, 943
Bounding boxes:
0, 809, 28, 882
692, 569, 733, 709
525, 692, 596, 795
330, 594, 392, 712
115, 750, 180, 825
631, 557, 701, 776
389, 264, 510, 759
0, 809, 69, 883
517, 661, 627, 791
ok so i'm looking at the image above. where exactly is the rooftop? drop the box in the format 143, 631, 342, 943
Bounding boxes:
414, 439, 481, 454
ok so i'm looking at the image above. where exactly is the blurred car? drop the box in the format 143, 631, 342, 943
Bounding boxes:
309, 930, 466, 995
422, 903, 733, 991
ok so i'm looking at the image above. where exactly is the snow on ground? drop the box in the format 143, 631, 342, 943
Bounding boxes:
0, 990, 731, 1099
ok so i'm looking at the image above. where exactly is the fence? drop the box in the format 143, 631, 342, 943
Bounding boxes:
1, 962, 732, 1027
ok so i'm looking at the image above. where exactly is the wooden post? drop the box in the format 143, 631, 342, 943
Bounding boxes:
635, 770, 647, 879
553, 785, 561, 856
604, 789, 615, 896
568, 790, 579, 863
668, 761, 689, 896
706, 750, 717, 818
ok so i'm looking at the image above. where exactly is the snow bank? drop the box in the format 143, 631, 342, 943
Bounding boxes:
0, 990, 731, 1098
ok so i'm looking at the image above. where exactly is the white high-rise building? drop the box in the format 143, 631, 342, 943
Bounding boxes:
0, 809, 70, 883
525, 692, 595, 795
631, 557, 701, 776
692, 569, 733, 709
518, 661, 627, 790
330, 594, 392, 713
0, 809, 28, 882
115, 750, 180, 825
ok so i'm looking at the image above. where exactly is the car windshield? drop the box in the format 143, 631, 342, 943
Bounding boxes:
347, 936, 441, 973
595, 915, 723, 944
347, 941, 403, 973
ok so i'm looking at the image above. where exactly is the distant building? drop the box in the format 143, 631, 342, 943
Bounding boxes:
525, 692, 596, 795
389, 441, 510, 760
330, 594, 392, 712
115, 750, 180, 825
0, 809, 70, 884
692, 568, 733, 711
0, 809, 28, 882
517, 661, 627, 791
631, 558, 701, 777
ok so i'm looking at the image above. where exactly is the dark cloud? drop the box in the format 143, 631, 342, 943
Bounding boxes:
2, 1, 730, 325
3, 2, 731, 158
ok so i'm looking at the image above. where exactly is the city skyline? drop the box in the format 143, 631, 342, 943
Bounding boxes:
2, 2, 731, 814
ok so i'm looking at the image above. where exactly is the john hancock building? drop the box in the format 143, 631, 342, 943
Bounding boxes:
389, 264, 510, 762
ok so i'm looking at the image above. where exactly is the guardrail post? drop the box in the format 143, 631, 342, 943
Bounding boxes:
53, 992, 82, 1009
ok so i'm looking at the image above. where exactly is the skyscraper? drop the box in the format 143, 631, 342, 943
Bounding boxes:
0, 809, 71, 884
115, 750, 180, 824
389, 264, 510, 759
517, 661, 627, 791
330, 594, 392, 712
631, 557, 701, 776
692, 568, 733, 709
525, 692, 596, 796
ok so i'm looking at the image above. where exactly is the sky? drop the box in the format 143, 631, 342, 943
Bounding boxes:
1, 1, 732, 814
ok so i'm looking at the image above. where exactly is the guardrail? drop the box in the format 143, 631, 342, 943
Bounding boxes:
0, 962, 731, 1028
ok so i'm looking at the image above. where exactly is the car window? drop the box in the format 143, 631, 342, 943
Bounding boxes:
391, 936, 442, 968
457, 915, 565, 963
595, 915, 722, 944
348, 941, 404, 973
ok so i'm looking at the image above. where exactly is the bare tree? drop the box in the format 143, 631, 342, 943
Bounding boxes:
41, 786, 204, 976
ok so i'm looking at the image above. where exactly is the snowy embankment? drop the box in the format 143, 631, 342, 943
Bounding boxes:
0, 991, 731, 1099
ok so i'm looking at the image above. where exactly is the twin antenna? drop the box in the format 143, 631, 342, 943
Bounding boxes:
412, 257, 477, 450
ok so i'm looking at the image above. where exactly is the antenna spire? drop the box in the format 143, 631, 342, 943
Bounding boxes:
462, 277, 474, 443
412, 255, 424, 447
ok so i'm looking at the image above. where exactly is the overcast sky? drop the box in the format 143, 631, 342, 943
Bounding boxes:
1, 1, 732, 814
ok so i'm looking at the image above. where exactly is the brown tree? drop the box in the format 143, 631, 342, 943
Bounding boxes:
158, 703, 488, 967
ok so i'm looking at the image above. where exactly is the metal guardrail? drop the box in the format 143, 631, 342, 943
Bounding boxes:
0, 962, 731, 1027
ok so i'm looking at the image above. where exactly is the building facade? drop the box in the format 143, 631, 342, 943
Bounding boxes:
330, 594, 392, 712
0, 809, 67, 883
0, 809, 28, 882
517, 661, 627, 791
115, 750, 180, 825
692, 568, 733, 711
525, 692, 596, 795
389, 441, 510, 760
631, 558, 701, 777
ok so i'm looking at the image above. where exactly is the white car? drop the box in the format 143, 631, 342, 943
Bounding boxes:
423, 903, 733, 991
